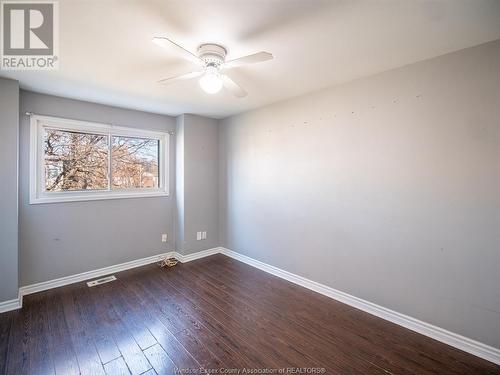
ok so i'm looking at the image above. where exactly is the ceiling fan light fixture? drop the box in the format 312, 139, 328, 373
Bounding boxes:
199, 68, 223, 94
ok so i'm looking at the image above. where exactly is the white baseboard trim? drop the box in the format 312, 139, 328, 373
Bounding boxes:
219, 247, 500, 366
174, 247, 220, 263
16, 251, 174, 306
0, 295, 22, 313
1, 248, 216, 313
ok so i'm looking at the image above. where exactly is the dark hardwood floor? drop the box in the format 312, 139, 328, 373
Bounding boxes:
0, 254, 499, 375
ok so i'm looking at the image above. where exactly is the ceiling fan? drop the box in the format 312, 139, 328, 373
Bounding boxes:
152, 37, 273, 97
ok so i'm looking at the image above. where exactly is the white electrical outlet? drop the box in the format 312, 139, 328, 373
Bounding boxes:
196, 231, 202, 240
202, 231, 207, 240
161, 234, 168, 242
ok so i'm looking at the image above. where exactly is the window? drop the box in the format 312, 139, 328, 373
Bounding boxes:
30, 115, 169, 204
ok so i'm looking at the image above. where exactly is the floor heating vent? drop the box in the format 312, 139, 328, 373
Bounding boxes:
87, 275, 117, 287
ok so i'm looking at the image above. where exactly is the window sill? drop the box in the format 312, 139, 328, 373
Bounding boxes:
29, 190, 169, 205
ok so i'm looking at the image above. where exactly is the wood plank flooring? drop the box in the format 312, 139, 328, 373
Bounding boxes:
0, 254, 499, 374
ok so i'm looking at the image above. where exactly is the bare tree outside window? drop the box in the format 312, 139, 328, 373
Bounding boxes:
43, 129, 160, 193
112, 136, 159, 189
44, 129, 109, 191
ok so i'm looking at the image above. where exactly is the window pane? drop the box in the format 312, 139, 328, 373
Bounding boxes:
44, 129, 109, 192
111, 136, 160, 189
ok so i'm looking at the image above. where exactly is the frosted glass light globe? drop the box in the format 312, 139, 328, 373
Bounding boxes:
199, 69, 223, 94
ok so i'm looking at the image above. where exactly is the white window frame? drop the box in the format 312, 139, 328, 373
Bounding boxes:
29, 114, 170, 204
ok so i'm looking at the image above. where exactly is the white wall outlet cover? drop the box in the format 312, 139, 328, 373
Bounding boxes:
202, 231, 207, 240
196, 232, 202, 240
162, 234, 168, 242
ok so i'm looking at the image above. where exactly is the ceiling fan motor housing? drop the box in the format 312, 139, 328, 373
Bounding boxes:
198, 44, 227, 68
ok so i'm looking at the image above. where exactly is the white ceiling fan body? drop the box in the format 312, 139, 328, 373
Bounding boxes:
153, 37, 273, 97
198, 44, 227, 67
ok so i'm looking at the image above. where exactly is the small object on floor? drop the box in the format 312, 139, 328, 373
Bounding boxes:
159, 257, 178, 268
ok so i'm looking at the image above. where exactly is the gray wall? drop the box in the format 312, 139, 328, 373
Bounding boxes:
19, 91, 177, 286
0, 78, 19, 302
176, 114, 219, 254
219, 40, 500, 348
175, 115, 185, 253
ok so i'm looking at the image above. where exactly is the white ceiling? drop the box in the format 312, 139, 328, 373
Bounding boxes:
2, 0, 500, 119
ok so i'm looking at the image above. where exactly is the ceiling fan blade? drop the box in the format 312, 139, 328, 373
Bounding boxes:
152, 36, 202, 65
224, 51, 273, 69
221, 74, 247, 98
158, 71, 203, 85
